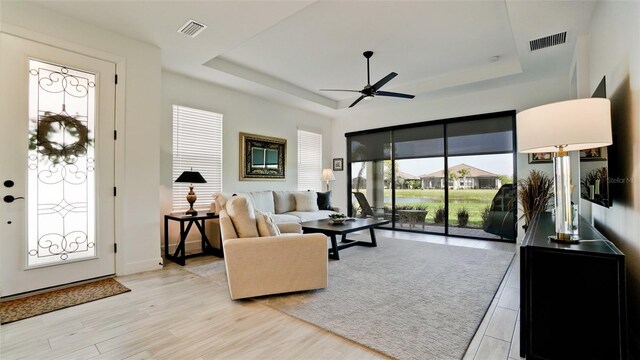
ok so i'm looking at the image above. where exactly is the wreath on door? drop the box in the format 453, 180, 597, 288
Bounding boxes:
28, 112, 93, 165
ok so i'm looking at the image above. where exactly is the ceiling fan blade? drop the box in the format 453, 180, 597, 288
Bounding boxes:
319, 89, 362, 93
349, 95, 367, 108
371, 72, 398, 91
376, 91, 415, 99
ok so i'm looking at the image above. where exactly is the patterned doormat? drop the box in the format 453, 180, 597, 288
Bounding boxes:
0, 278, 130, 325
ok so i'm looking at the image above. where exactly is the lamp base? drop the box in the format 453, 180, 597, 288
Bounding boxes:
185, 185, 198, 216
548, 235, 580, 244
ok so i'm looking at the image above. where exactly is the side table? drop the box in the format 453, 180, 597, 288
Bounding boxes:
164, 213, 222, 266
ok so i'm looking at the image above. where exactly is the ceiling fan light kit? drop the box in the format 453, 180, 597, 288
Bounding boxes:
320, 50, 415, 108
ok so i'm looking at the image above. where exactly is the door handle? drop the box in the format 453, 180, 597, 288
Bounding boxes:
3, 195, 24, 203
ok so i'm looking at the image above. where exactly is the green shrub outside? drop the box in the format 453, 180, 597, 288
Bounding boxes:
380, 189, 498, 227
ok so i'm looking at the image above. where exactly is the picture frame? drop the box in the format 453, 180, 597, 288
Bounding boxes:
528, 152, 553, 164
332, 158, 344, 171
580, 147, 606, 161
240, 132, 286, 180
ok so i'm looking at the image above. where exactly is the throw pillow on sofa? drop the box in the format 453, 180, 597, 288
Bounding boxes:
226, 196, 259, 238
255, 210, 281, 237
295, 191, 319, 212
316, 191, 332, 210
273, 191, 297, 213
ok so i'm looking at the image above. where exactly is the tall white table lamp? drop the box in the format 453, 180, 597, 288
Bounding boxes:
517, 98, 612, 242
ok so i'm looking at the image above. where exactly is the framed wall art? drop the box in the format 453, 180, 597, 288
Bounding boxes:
579, 147, 607, 161
333, 158, 344, 171
239, 132, 286, 180
528, 152, 552, 164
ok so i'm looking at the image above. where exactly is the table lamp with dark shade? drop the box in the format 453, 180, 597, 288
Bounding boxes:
517, 98, 611, 242
175, 170, 207, 216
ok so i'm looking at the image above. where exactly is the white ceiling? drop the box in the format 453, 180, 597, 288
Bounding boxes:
27, 0, 597, 117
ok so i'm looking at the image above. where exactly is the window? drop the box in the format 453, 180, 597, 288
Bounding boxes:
345, 111, 516, 241
297, 129, 322, 191
172, 105, 223, 212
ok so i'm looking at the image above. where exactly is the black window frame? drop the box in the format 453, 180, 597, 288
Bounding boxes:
345, 110, 518, 243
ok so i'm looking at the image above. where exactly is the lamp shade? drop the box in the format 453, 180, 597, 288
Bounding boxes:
321, 168, 336, 181
175, 171, 207, 183
516, 98, 612, 153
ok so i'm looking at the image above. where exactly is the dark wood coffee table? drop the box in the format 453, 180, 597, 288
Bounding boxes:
300, 218, 390, 260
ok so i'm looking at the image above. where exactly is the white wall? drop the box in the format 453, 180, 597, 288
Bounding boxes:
160, 71, 331, 247
587, 1, 640, 355
330, 75, 571, 217
1, 2, 163, 275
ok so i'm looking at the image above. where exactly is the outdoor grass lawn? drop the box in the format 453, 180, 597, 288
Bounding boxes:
382, 189, 499, 226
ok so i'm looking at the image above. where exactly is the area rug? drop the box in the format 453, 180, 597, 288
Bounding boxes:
187, 237, 514, 360
0, 278, 130, 325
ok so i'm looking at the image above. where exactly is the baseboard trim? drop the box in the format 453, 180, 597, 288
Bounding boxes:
124, 257, 163, 275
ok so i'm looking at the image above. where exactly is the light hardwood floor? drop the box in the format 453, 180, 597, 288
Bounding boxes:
0, 230, 523, 360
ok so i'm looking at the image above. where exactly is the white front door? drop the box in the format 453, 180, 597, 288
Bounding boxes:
0, 34, 116, 297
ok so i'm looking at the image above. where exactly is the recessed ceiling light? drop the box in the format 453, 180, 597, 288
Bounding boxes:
489, 56, 500, 62
177, 19, 207, 38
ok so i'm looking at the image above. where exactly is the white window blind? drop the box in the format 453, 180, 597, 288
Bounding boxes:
297, 129, 322, 191
172, 105, 223, 212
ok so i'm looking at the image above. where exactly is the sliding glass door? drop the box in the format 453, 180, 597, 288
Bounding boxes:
393, 124, 445, 234
349, 131, 393, 229
346, 111, 516, 241
446, 116, 515, 240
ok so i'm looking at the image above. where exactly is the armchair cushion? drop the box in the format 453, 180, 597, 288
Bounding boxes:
256, 210, 281, 237
219, 210, 238, 239
226, 196, 259, 238
276, 222, 302, 234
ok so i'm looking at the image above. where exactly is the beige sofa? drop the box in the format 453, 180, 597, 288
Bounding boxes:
213, 190, 338, 223
219, 196, 328, 300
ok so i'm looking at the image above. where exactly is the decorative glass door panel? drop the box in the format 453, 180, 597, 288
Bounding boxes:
27, 59, 97, 267
1, 34, 115, 297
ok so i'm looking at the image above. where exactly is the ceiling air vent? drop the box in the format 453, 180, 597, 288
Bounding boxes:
529, 31, 567, 51
177, 19, 207, 38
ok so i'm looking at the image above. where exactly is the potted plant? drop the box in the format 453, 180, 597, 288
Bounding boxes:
457, 208, 469, 227
481, 205, 491, 228
328, 213, 348, 224
434, 206, 446, 225
517, 170, 553, 231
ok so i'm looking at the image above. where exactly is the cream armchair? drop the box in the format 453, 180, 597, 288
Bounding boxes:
219, 208, 328, 300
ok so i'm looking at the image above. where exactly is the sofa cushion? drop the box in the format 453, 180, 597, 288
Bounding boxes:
273, 191, 297, 214
316, 191, 333, 210
286, 210, 336, 223
255, 210, 281, 237
226, 196, 259, 238
295, 191, 319, 212
250, 191, 275, 214
270, 214, 301, 223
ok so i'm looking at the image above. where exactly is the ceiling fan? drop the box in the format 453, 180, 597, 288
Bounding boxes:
320, 50, 415, 108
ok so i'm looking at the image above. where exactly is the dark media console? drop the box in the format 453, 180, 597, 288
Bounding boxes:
520, 212, 627, 359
